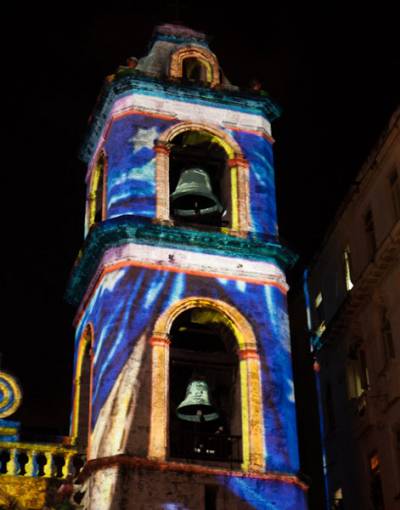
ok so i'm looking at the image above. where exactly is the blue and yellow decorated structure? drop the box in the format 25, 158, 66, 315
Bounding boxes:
66, 23, 308, 509
0, 369, 84, 509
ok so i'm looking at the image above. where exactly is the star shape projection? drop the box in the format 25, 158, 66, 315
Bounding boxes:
130, 127, 159, 152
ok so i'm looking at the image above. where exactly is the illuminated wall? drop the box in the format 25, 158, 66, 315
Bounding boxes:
87, 101, 278, 237
70, 23, 307, 510
74, 256, 299, 474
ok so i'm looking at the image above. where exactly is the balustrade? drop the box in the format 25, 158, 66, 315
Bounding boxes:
0, 442, 84, 479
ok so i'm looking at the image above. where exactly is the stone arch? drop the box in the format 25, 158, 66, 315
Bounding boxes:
155, 122, 250, 233
86, 148, 108, 235
153, 297, 256, 350
169, 46, 220, 88
71, 323, 94, 452
148, 297, 265, 472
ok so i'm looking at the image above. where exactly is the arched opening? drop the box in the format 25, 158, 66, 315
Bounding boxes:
169, 47, 219, 88
169, 130, 230, 228
156, 122, 250, 233
149, 297, 265, 472
72, 325, 93, 452
182, 57, 209, 84
87, 152, 106, 231
169, 307, 242, 465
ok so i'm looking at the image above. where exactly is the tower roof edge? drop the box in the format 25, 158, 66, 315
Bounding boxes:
150, 23, 209, 48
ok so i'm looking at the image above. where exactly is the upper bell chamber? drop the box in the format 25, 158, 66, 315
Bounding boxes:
82, 22, 282, 239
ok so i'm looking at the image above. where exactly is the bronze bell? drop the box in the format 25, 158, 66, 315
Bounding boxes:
170, 168, 223, 218
176, 379, 219, 422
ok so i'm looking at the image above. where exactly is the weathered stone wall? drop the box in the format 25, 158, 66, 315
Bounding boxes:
81, 460, 308, 510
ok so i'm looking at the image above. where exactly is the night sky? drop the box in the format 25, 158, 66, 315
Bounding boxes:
2, 6, 399, 435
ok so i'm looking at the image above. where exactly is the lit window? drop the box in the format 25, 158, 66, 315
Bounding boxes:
389, 169, 400, 219
314, 292, 325, 336
88, 152, 106, 231
364, 208, 376, 260
343, 245, 354, 291
347, 345, 369, 400
369, 452, 385, 510
316, 321, 326, 337
333, 487, 344, 509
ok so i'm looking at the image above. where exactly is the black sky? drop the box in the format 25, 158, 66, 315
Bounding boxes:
2, 5, 399, 434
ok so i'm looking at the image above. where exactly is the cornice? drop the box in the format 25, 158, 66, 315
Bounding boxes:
76, 454, 308, 491
80, 73, 281, 164
65, 216, 297, 306
150, 33, 209, 48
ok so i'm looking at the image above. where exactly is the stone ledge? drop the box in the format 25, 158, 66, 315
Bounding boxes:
66, 216, 297, 306
76, 454, 308, 491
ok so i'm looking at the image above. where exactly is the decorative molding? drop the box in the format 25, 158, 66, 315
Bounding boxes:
75, 454, 308, 491
80, 74, 281, 164
99, 242, 286, 287
65, 216, 297, 307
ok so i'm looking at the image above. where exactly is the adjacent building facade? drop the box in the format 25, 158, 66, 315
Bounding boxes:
305, 108, 400, 509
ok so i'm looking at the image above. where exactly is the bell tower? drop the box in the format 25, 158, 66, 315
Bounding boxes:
67, 24, 308, 510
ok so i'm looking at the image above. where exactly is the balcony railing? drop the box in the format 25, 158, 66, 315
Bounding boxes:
0, 441, 84, 479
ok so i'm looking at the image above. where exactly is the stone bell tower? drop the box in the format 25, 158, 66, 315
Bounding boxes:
66, 23, 308, 510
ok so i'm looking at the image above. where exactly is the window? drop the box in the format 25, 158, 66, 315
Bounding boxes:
347, 344, 369, 402
169, 47, 220, 88
381, 307, 395, 361
72, 325, 93, 450
389, 169, 400, 220
333, 487, 344, 509
394, 426, 400, 483
182, 58, 209, 84
204, 485, 218, 510
87, 152, 106, 231
314, 292, 326, 336
364, 208, 376, 260
369, 452, 385, 510
343, 245, 354, 291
